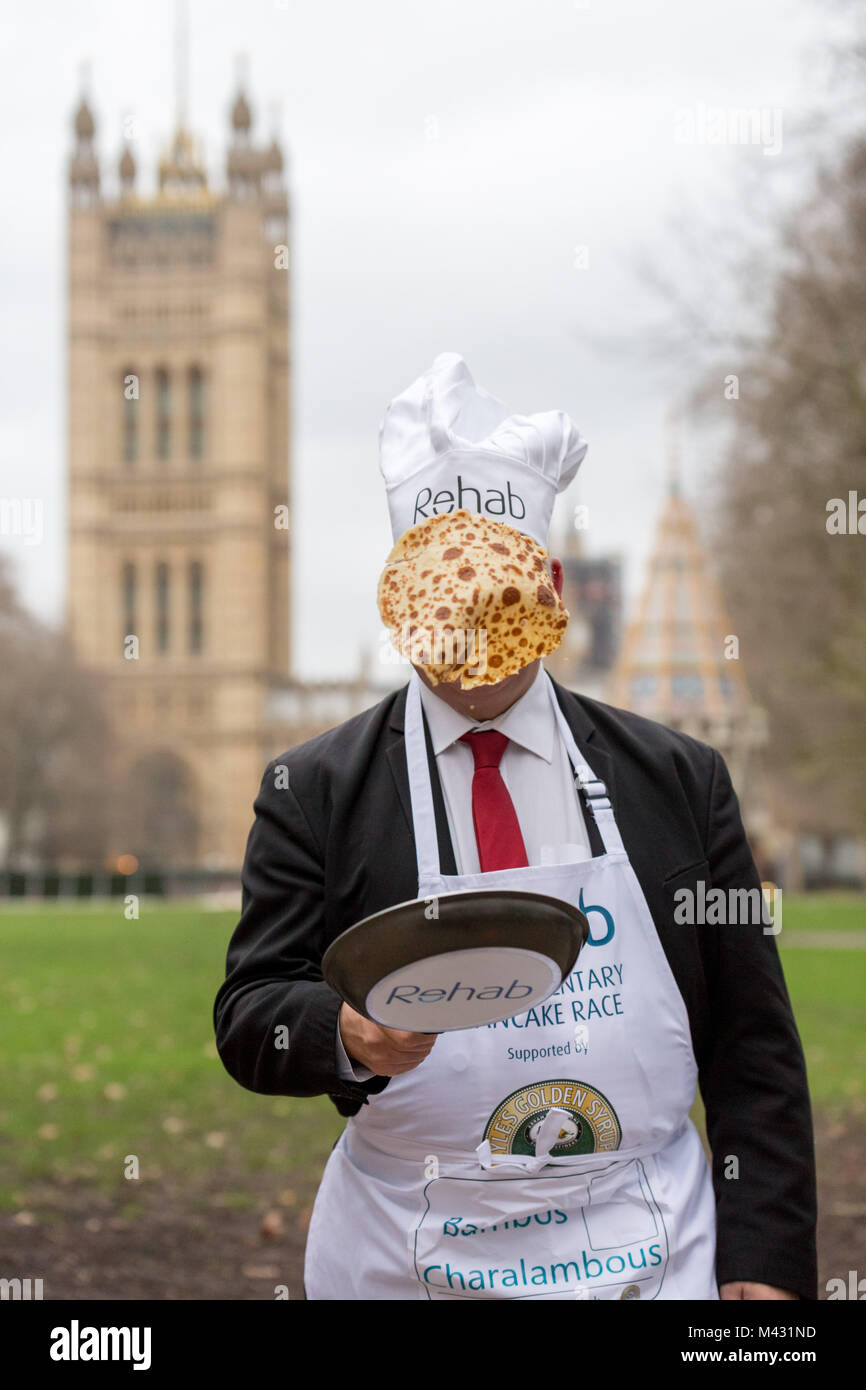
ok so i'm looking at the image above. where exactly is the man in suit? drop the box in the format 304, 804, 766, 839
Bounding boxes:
213, 354, 817, 1301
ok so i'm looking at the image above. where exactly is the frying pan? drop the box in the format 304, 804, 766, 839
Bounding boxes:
322, 888, 589, 1032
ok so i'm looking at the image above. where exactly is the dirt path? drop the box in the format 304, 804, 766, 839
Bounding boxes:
782, 932, 866, 949
1, 1115, 862, 1300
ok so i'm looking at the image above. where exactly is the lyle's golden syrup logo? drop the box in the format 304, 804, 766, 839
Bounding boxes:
483, 1079, 622, 1157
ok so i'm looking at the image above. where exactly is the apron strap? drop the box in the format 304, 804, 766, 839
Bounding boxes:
403, 667, 627, 887
543, 674, 626, 857
405, 673, 443, 883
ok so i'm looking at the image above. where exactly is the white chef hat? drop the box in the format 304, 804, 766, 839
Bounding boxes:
378, 352, 588, 548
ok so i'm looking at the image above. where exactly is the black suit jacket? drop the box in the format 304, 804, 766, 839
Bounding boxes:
213, 676, 818, 1300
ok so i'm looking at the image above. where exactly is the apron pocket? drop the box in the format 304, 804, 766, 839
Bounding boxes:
662, 858, 710, 906
411, 1163, 672, 1300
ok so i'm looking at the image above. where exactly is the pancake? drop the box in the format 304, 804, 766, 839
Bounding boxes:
377, 510, 569, 688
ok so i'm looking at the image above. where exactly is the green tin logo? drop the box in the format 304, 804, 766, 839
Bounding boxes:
483, 1078, 622, 1157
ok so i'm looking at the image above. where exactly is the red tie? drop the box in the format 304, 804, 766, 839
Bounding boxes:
460, 731, 529, 871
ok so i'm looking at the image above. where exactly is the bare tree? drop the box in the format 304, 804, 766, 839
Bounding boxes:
626, 5, 866, 839
711, 138, 866, 834
0, 556, 116, 870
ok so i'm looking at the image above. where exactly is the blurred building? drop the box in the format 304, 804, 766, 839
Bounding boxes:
65, 87, 380, 872
609, 429, 768, 841
544, 525, 622, 700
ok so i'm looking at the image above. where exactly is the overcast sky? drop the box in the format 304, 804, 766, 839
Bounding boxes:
0, 0, 837, 678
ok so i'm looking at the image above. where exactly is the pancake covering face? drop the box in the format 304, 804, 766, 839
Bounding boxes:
377, 511, 569, 688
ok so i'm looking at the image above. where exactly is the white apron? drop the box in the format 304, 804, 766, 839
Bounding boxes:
304, 672, 718, 1300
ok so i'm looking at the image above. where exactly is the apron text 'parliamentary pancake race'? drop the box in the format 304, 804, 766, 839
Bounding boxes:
304, 671, 718, 1300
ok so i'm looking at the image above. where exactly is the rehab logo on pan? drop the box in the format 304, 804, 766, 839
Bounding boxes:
483, 1079, 622, 1158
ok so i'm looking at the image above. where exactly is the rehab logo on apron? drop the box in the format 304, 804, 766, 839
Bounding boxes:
484, 1079, 622, 1158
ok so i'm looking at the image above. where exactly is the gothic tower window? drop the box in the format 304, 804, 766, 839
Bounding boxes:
122, 561, 137, 642
122, 368, 138, 464
189, 560, 204, 654
155, 367, 172, 460
188, 366, 205, 460
155, 561, 170, 652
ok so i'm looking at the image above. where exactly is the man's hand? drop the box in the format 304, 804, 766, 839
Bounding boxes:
339, 1002, 438, 1076
720, 1282, 799, 1300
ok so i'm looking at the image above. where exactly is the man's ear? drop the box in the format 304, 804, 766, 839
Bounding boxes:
551, 557, 564, 599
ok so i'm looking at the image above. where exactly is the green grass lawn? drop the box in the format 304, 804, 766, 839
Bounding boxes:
775, 892, 866, 933
0, 903, 344, 1211
0, 897, 863, 1210
774, 894, 866, 1119
777, 944, 866, 1117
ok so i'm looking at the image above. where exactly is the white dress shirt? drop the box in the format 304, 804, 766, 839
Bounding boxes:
335, 665, 591, 1080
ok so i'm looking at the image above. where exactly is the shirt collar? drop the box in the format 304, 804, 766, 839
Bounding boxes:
416, 664, 555, 763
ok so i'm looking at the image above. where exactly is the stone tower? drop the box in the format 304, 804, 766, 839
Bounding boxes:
609, 413, 766, 822
66, 86, 291, 870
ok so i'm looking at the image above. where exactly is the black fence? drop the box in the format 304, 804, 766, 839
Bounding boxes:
0, 869, 241, 899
